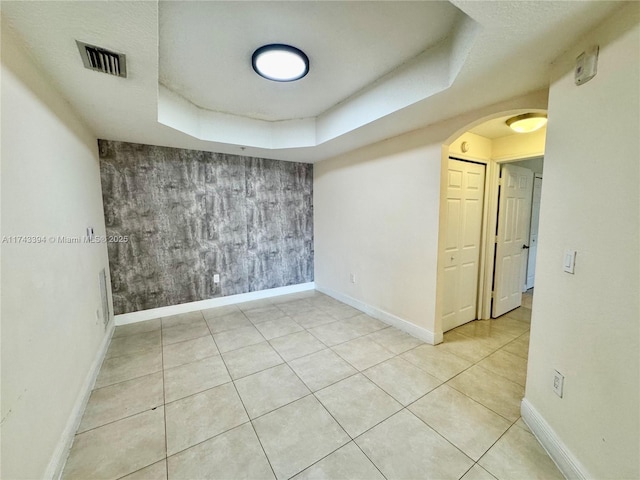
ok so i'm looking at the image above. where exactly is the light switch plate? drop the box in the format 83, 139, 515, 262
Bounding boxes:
563, 250, 576, 274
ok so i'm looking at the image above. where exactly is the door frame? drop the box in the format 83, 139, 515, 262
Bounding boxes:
435, 110, 546, 340
436, 152, 493, 335
441, 157, 489, 332
479, 155, 543, 319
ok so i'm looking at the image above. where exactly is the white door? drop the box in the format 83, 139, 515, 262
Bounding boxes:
442, 159, 486, 332
492, 164, 533, 317
525, 174, 543, 290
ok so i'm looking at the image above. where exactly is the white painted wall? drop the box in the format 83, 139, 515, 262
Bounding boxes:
525, 4, 639, 479
314, 90, 547, 343
492, 127, 546, 161
1, 23, 113, 479
448, 131, 492, 160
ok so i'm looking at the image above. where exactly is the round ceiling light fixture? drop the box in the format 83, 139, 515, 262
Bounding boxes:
252, 44, 309, 82
506, 113, 548, 133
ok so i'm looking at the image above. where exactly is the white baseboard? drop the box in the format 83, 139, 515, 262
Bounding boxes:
521, 398, 589, 480
316, 286, 441, 345
115, 282, 316, 326
45, 321, 115, 480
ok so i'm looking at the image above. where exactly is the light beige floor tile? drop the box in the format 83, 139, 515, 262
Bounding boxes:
291, 309, 342, 329
205, 310, 252, 334
454, 321, 518, 350
332, 337, 394, 371
201, 304, 241, 320
78, 372, 163, 433
167, 423, 274, 480
366, 327, 424, 354
292, 442, 384, 480
514, 417, 532, 433
164, 355, 231, 403
307, 299, 342, 312
409, 385, 511, 461
213, 325, 265, 353
364, 357, 442, 406
479, 425, 564, 480
222, 341, 284, 379
477, 349, 528, 386
113, 319, 161, 338
95, 348, 162, 388
502, 334, 530, 360
322, 304, 362, 320
401, 344, 472, 381
490, 316, 530, 337
162, 335, 219, 369
253, 395, 350, 480
356, 410, 473, 480
342, 314, 388, 335
120, 460, 167, 480
238, 299, 275, 312
315, 374, 402, 437
438, 330, 496, 363
308, 321, 362, 346
63, 408, 165, 480
504, 306, 532, 323
254, 316, 304, 340
277, 299, 315, 316
165, 383, 249, 455
161, 311, 205, 328
244, 305, 286, 324
289, 348, 357, 392
269, 330, 326, 361
235, 364, 310, 418
447, 365, 524, 421
162, 321, 210, 346
460, 464, 497, 480
106, 330, 162, 359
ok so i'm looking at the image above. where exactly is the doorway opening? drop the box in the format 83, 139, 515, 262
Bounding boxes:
435, 110, 547, 337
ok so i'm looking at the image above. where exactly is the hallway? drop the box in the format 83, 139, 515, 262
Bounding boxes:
63, 290, 561, 480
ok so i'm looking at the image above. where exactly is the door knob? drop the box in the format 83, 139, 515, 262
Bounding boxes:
522, 244, 530, 249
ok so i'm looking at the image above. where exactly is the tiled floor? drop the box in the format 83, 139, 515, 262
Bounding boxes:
63, 289, 563, 480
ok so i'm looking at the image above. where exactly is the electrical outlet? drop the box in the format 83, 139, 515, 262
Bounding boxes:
350, 273, 356, 283
213, 274, 220, 284
553, 370, 564, 398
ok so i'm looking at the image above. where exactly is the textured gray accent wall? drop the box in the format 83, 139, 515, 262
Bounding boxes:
99, 140, 313, 314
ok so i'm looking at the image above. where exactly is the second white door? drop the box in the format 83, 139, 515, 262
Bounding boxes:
492, 164, 534, 317
442, 159, 486, 332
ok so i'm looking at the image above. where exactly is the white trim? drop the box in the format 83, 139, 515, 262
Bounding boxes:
521, 398, 589, 480
45, 322, 115, 480
114, 282, 316, 326
316, 286, 442, 345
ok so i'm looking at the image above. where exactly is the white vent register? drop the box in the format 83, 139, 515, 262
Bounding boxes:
76, 41, 127, 78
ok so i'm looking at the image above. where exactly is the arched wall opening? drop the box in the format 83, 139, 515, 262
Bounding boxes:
434, 109, 548, 339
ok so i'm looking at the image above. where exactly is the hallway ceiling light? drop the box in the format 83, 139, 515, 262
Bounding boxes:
506, 113, 547, 133
252, 44, 309, 82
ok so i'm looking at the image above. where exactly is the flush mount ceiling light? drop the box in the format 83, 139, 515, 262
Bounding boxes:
252, 44, 309, 82
506, 113, 548, 133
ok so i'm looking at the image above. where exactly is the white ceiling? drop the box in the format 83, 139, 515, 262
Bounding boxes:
159, 1, 460, 121
1, 1, 623, 162
469, 114, 546, 140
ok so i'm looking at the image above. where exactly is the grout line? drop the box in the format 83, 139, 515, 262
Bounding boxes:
203, 312, 279, 480
93, 291, 535, 479
160, 315, 169, 480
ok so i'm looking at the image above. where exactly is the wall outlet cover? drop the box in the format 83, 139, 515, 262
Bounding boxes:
553, 370, 564, 398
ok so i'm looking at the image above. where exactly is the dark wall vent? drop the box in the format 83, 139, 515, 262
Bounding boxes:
76, 41, 127, 78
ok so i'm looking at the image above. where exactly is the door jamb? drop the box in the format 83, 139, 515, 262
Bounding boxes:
479, 155, 544, 319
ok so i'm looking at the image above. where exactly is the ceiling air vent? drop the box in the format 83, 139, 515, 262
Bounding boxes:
76, 41, 127, 78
